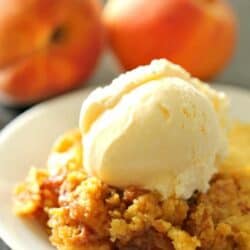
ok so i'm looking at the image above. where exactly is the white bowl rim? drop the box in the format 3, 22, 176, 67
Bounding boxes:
1, 83, 249, 140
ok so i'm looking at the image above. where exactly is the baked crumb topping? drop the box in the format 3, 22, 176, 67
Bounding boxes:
14, 124, 250, 250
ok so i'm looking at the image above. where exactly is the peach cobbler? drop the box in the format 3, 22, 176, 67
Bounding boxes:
13, 60, 250, 249
14, 124, 250, 250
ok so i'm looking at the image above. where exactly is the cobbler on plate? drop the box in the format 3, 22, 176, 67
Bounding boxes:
14, 123, 250, 250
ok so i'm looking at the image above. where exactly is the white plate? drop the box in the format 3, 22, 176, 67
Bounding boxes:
0, 83, 249, 250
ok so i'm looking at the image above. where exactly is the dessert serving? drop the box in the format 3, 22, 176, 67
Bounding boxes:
14, 60, 250, 250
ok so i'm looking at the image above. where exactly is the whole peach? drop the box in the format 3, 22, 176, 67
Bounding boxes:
0, 0, 104, 105
103, 0, 237, 80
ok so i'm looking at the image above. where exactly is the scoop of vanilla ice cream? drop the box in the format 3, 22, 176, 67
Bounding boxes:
79, 59, 229, 199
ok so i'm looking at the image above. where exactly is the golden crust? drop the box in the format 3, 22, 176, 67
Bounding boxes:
221, 122, 250, 171
14, 124, 250, 250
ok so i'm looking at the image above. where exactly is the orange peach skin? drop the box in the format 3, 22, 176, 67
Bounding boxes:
0, 0, 104, 105
103, 0, 237, 80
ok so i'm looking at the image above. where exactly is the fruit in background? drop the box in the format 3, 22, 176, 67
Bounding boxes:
0, 0, 104, 105
103, 0, 237, 80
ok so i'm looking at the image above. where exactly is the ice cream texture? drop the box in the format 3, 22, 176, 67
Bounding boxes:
79, 59, 229, 199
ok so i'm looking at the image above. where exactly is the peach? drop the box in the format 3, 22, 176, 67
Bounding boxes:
0, 0, 104, 105
103, 0, 237, 80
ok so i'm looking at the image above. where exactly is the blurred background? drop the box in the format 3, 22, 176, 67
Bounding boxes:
218, 0, 250, 87
0, 0, 249, 248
